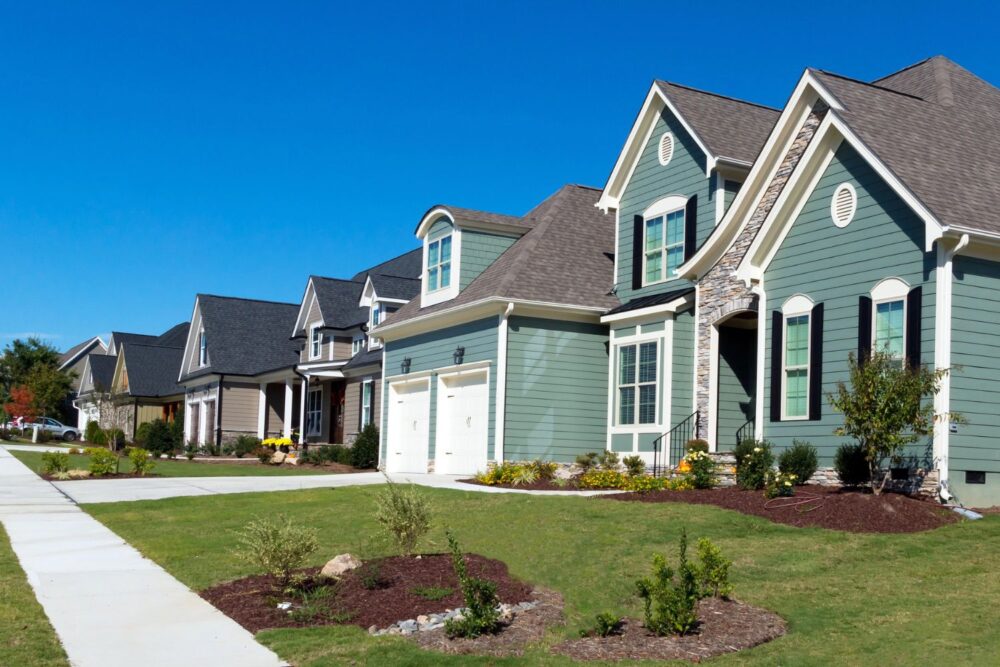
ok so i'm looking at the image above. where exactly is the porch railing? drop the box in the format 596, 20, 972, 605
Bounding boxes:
734, 419, 755, 449
651, 411, 699, 477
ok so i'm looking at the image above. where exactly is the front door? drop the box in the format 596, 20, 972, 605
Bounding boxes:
331, 385, 345, 444
435, 371, 489, 475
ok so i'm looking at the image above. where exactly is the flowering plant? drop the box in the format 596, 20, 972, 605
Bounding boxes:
682, 450, 716, 489
262, 437, 294, 448
764, 470, 797, 499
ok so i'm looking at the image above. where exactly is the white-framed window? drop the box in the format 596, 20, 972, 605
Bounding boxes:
306, 387, 322, 436
309, 325, 322, 359
352, 335, 364, 356
642, 196, 688, 286
361, 379, 373, 427
782, 312, 811, 420
616, 341, 658, 425
198, 330, 208, 367
870, 278, 909, 362
426, 235, 452, 292
369, 304, 382, 329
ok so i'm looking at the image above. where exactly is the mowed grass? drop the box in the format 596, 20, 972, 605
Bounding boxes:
9, 449, 340, 477
0, 526, 67, 666
86, 487, 1000, 666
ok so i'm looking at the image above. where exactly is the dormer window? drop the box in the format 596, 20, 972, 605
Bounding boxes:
370, 304, 382, 329
644, 208, 685, 284
309, 325, 322, 360
352, 335, 364, 356
198, 330, 208, 367
426, 235, 452, 292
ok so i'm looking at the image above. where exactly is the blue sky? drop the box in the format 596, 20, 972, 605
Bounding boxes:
1, 1, 996, 350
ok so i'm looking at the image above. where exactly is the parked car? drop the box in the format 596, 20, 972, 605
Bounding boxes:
24, 418, 80, 441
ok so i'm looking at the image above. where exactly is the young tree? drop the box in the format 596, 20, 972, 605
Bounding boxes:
4, 385, 38, 424
91, 381, 133, 451
829, 349, 960, 494
27, 364, 73, 418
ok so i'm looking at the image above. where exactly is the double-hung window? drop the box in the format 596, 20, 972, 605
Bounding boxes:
426, 235, 452, 292
644, 208, 685, 284
309, 325, 322, 359
351, 335, 364, 356
306, 388, 322, 436
874, 300, 905, 361
361, 379, 373, 427
616, 342, 658, 425
198, 331, 208, 367
782, 314, 810, 419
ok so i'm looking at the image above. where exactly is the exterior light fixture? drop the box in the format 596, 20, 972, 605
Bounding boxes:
401, 357, 412, 374
453, 346, 465, 365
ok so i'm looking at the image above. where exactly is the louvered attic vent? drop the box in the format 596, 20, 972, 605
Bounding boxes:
658, 132, 674, 167
831, 183, 857, 227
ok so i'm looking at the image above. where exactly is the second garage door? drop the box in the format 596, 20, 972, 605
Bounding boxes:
435, 371, 489, 475
384, 379, 430, 473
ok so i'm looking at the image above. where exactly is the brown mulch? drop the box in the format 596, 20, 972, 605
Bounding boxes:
200, 553, 534, 633
553, 598, 785, 662
459, 478, 584, 491
42, 472, 163, 481
604, 484, 958, 533
409, 587, 564, 657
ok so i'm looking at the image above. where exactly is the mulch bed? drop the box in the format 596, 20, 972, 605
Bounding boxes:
42, 472, 164, 481
410, 587, 564, 657
605, 484, 958, 533
553, 597, 785, 662
200, 553, 535, 633
459, 478, 584, 491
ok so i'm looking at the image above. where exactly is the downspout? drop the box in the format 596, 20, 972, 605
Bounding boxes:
936, 233, 969, 503
494, 302, 514, 463
215, 374, 225, 454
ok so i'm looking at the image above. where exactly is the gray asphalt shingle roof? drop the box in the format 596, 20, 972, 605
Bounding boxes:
384, 184, 618, 327
311, 278, 367, 330
604, 287, 695, 316
351, 248, 423, 281
655, 81, 781, 165
185, 295, 300, 379
152, 322, 190, 348
122, 344, 186, 397
811, 56, 1000, 235
369, 274, 421, 301
84, 353, 116, 393
342, 347, 382, 372
59, 337, 104, 367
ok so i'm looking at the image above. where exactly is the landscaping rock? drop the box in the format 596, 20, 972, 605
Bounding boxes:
270, 451, 286, 465
320, 553, 362, 579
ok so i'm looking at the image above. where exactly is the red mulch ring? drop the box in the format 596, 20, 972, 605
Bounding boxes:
604, 484, 958, 533
459, 478, 584, 491
553, 597, 785, 662
200, 553, 534, 633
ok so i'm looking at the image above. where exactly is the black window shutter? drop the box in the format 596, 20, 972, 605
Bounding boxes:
809, 303, 824, 421
906, 286, 923, 367
684, 194, 698, 261
632, 215, 644, 290
858, 296, 872, 364
770, 310, 783, 422
358, 382, 364, 430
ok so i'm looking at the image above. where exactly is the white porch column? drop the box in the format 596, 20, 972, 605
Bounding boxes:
283, 379, 294, 438
299, 376, 308, 441
257, 383, 267, 438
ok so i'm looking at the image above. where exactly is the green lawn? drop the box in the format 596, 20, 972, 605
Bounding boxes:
9, 449, 342, 477
0, 526, 67, 666
85, 486, 1000, 666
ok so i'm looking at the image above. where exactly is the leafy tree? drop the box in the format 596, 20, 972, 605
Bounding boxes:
0, 337, 61, 389
4, 385, 38, 422
829, 349, 961, 494
27, 364, 73, 418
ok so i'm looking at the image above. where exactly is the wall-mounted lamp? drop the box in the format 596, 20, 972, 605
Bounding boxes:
401, 357, 412, 374
453, 346, 465, 365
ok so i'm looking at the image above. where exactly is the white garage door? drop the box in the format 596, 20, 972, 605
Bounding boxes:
435, 371, 489, 475
385, 379, 430, 474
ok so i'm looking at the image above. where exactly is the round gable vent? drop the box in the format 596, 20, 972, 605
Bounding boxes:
658, 132, 674, 167
831, 183, 857, 227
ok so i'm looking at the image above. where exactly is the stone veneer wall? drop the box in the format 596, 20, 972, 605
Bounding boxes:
694, 107, 828, 438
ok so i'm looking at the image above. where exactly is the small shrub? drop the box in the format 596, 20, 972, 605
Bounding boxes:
233, 515, 319, 586
185, 441, 200, 460
511, 465, 538, 486
444, 531, 500, 638
144, 420, 176, 458
233, 435, 260, 459
623, 475, 665, 493
684, 450, 716, 489
253, 446, 272, 464
599, 450, 620, 471
578, 469, 626, 489
685, 439, 710, 454
68, 447, 80, 455
635, 530, 699, 636
622, 455, 646, 477
580, 611, 623, 637
134, 421, 153, 447
36, 429, 52, 443
86, 447, 118, 476
351, 423, 379, 468
411, 586, 453, 601
778, 440, 818, 484
359, 562, 384, 590
84, 421, 102, 443
694, 537, 733, 599
574, 452, 598, 474
529, 459, 558, 480
735, 440, 773, 491
764, 470, 797, 499
373, 476, 431, 555
299, 449, 324, 466
127, 447, 156, 476
835, 443, 871, 487
41, 451, 70, 475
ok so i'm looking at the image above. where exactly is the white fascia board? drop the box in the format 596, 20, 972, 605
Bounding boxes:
58, 336, 104, 371
677, 71, 821, 280
415, 207, 456, 239
296, 360, 349, 372
293, 279, 320, 336
178, 297, 201, 383
599, 293, 695, 325
359, 276, 377, 308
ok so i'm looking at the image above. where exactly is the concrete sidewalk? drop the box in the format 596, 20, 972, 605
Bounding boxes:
0, 448, 285, 667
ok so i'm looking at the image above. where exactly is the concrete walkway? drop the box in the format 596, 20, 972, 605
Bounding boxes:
0, 448, 285, 667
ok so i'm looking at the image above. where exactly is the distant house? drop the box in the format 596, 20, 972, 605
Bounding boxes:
59, 336, 107, 392
290, 249, 421, 444
178, 295, 301, 449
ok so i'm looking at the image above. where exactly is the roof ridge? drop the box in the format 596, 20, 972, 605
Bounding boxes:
198, 293, 299, 307
493, 187, 570, 295
372, 272, 420, 281
812, 69, 927, 101
311, 275, 365, 285
657, 79, 781, 112
871, 56, 936, 84
121, 341, 186, 350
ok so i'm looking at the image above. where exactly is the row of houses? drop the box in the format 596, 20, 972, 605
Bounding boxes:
70, 56, 1000, 507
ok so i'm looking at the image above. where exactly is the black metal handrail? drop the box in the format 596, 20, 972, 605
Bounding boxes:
734, 419, 755, 450
651, 411, 699, 477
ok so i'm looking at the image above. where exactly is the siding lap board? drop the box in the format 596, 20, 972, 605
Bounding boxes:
460, 231, 517, 290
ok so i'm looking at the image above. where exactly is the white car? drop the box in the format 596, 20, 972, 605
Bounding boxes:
24, 418, 80, 442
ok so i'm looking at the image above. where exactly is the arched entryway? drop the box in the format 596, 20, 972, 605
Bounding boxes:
707, 296, 759, 451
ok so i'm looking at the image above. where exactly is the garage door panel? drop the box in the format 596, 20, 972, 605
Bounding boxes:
436, 371, 488, 475
385, 380, 430, 474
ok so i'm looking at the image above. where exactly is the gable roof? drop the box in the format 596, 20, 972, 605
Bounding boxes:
342, 347, 382, 373
810, 56, 1000, 235
310, 278, 367, 330
120, 344, 186, 397
59, 336, 106, 370
351, 248, 422, 281
381, 184, 618, 329
184, 295, 300, 380
82, 353, 117, 394
152, 322, 190, 348
368, 273, 421, 301
654, 81, 781, 165
109, 332, 157, 354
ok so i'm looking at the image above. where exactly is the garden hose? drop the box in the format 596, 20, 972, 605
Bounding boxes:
763, 491, 825, 514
